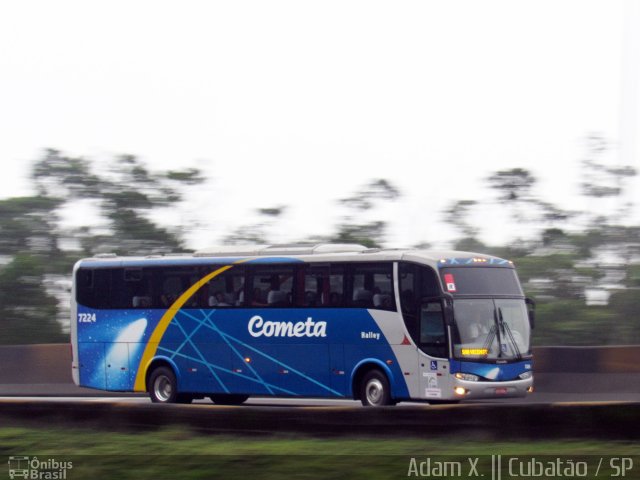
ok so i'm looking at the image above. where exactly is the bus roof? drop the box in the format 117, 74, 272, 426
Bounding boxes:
76, 244, 514, 269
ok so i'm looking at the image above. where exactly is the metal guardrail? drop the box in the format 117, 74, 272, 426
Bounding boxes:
533, 345, 640, 373
0, 344, 72, 384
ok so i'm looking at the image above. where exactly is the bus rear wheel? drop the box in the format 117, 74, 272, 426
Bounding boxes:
360, 370, 393, 407
148, 366, 179, 403
210, 394, 249, 405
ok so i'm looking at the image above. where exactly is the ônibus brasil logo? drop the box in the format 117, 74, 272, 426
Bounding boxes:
248, 315, 327, 338
7, 456, 73, 479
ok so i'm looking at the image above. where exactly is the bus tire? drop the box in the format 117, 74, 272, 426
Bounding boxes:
360, 369, 393, 407
210, 394, 249, 405
148, 366, 179, 403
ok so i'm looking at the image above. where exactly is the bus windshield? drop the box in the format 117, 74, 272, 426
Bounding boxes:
452, 298, 531, 361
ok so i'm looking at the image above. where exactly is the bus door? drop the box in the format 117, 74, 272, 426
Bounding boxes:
398, 263, 452, 400
417, 300, 452, 400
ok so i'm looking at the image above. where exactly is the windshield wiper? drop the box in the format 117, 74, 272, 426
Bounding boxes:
498, 307, 522, 360
493, 307, 504, 358
481, 324, 497, 356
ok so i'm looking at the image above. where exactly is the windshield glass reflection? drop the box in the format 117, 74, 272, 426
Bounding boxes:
452, 298, 531, 361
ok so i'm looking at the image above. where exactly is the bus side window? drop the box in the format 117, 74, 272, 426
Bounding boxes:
420, 302, 447, 358
198, 266, 245, 308
399, 262, 418, 339
325, 265, 345, 307
399, 262, 442, 347
123, 268, 153, 309
399, 263, 415, 313
295, 264, 345, 308
76, 268, 111, 309
152, 267, 200, 308
300, 266, 322, 307
350, 263, 395, 311
249, 266, 294, 307
205, 273, 227, 307
160, 276, 182, 307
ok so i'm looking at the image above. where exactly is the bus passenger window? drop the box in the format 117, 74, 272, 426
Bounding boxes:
206, 275, 231, 307
140, 267, 199, 309
301, 267, 322, 307
350, 263, 395, 311
121, 268, 153, 309
160, 276, 182, 307
326, 267, 344, 306
250, 266, 294, 307
202, 266, 244, 308
76, 268, 112, 309
296, 264, 346, 308
312, 265, 344, 307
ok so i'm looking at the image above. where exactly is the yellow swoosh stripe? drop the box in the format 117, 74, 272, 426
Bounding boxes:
133, 262, 240, 392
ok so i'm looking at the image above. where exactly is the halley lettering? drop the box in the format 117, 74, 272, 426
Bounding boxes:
248, 315, 327, 338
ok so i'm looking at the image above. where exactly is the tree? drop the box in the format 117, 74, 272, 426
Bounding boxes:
331, 179, 401, 248
223, 206, 287, 244
442, 199, 479, 241
0, 196, 62, 256
579, 133, 637, 226
30, 150, 205, 256
0, 255, 65, 344
486, 168, 536, 202
486, 168, 538, 224
0, 149, 207, 344
485, 166, 577, 245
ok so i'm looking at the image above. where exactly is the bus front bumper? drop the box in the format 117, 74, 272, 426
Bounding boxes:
452, 377, 533, 399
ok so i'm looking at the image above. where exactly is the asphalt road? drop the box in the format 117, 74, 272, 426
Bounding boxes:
2, 391, 639, 407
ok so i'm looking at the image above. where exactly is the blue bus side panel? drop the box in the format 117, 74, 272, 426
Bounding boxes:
229, 344, 279, 395
275, 344, 333, 396
77, 306, 409, 397
105, 342, 129, 390
329, 343, 346, 394
78, 342, 105, 390
156, 309, 344, 397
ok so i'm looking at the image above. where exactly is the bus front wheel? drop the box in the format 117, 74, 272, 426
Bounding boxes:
148, 366, 179, 403
360, 370, 393, 407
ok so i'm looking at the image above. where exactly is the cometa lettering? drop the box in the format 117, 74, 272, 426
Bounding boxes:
248, 315, 327, 338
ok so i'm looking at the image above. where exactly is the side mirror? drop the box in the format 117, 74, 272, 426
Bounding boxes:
525, 297, 536, 329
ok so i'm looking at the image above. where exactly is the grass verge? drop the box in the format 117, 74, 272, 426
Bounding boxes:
1, 426, 638, 479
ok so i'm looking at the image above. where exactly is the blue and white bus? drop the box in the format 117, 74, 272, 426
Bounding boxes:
71, 244, 535, 406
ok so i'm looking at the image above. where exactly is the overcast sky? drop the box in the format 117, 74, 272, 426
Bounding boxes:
1, 1, 638, 249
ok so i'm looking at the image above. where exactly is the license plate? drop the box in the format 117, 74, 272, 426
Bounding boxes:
495, 387, 508, 395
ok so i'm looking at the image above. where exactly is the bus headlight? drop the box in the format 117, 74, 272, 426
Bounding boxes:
518, 371, 532, 380
455, 372, 479, 382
